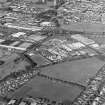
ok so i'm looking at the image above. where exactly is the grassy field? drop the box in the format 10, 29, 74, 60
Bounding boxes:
41, 57, 105, 86
9, 76, 83, 103
0, 51, 30, 80
10, 56, 104, 102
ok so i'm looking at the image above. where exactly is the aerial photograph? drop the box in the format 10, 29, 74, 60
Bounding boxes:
1, 0, 105, 105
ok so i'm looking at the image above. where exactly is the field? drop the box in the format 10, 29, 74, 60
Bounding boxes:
0, 50, 30, 80
7, 56, 105, 103
8, 76, 83, 103
41, 57, 105, 86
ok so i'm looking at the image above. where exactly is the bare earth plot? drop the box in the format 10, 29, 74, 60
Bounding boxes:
41, 57, 105, 86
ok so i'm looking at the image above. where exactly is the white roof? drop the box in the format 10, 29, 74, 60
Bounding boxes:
11, 32, 26, 37
19, 102, 26, 105
61, 44, 72, 51
8, 99, 16, 105
90, 43, 100, 49
40, 22, 55, 26
67, 42, 85, 49
31, 102, 37, 105
0, 39, 4, 43
72, 42, 85, 48
71, 34, 95, 45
